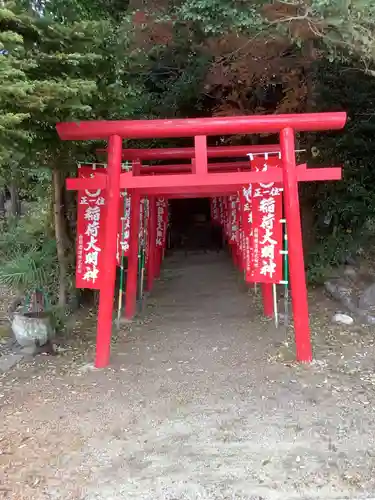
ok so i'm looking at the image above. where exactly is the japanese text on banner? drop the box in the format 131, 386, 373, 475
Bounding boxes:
250, 156, 283, 283
76, 166, 106, 289
239, 185, 252, 280
210, 197, 220, 223
229, 195, 238, 245
117, 192, 131, 264
156, 198, 168, 248
144, 198, 150, 265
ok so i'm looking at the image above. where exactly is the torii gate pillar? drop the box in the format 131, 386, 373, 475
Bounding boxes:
146, 196, 157, 291
280, 128, 312, 362
125, 192, 141, 320
95, 135, 122, 368
261, 284, 274, 318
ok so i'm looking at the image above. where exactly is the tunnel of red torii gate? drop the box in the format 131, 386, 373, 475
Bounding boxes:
57, 112, 347, 369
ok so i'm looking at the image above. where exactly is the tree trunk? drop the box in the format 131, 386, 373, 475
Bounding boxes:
9, 181, 21, 218
0, 188, 5, 220
62, 183, 77, 242
52, 169, 69, 308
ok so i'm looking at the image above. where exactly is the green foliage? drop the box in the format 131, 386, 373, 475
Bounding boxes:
32, 0, 130, 22
0, 201, 58, 295
136, 42, 211, 119
309, 0, 375, 62
306, 58, 375, 281
0, 0, 146, 314
0, 9, 33, 166
175, 0, 265, 35
170, 0, 375, 66
0, 1, 135, 175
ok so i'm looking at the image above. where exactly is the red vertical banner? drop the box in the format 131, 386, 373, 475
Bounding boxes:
210, 197, 220, 223
219, 197, 225, 228
221, 197, 229, 238
235, 194, 241, 252
229, 195, 238, 246
156, 197, 168, 248
139, 198, 145, 247
117, 192, 131, 264
239, 185, 253, 282
76, 166, 106, 289
144, 198, 149, 266
249, 155, 283, 283
237, 192, 244, 272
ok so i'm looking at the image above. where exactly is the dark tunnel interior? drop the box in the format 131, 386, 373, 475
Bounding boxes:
168, 198, 223, 253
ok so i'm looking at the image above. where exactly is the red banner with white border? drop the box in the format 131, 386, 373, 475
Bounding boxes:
76, 166, 106, 289
156, 197, 168, 248
117, 192, 131, 265
210, 197, 220, 223
239, 185, 252, 280
219, 197, 225, 228
228, 195, 238, 246
249, 155, 283, 283
144, 198, 149, 266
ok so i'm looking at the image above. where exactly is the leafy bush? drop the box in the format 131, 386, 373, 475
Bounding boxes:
0, 200, 59, 299
305, 59, 375, 281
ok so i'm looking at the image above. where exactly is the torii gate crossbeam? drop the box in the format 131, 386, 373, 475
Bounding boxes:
96, 144, 281, 161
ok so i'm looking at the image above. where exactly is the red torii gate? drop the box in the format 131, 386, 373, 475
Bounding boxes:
57, 112, 347, 368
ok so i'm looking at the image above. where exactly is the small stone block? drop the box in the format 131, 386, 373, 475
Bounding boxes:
0, 354, 24, 372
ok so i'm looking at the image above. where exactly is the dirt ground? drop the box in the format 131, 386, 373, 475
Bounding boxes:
1, 252, 375, 500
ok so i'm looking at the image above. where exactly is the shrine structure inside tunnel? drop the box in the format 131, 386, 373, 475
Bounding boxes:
57, 112, 347, 368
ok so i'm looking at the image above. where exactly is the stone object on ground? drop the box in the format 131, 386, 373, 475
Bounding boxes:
324, 278, 355, 311
21, 340, 57, 356
11, 311, 54, 347
343, 266, 358, 278
358, 282, 375, 311
325, 266, 375, 325
332, 313, 354, 325
0, 353, 24, 372
20, 344, 40, 356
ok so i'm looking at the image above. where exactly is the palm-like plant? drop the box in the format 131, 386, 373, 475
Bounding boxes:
0, 202, 59, 303
0, 242, 58, 293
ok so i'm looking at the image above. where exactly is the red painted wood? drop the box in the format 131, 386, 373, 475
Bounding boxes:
95, 135, 122, 369
66, 175, 107, 191
65, 161, 305, 178
146, 197, 157, 291
57, 112, 347, 141
120, 170, 283, 190
97, 144, 282, 160
296, 167, 341, 181
140, 164, 243, 175
154, 247, 162, 278
137, 161, 308, 174
117, 167, 342, 191
167, 192, 238, 199
280, 127, 312, 362
193, 136, 208, 175
261, 283, 274, 318
125, 192, 141, 319
65, 166, 341, 196
58, 112, 348, 370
